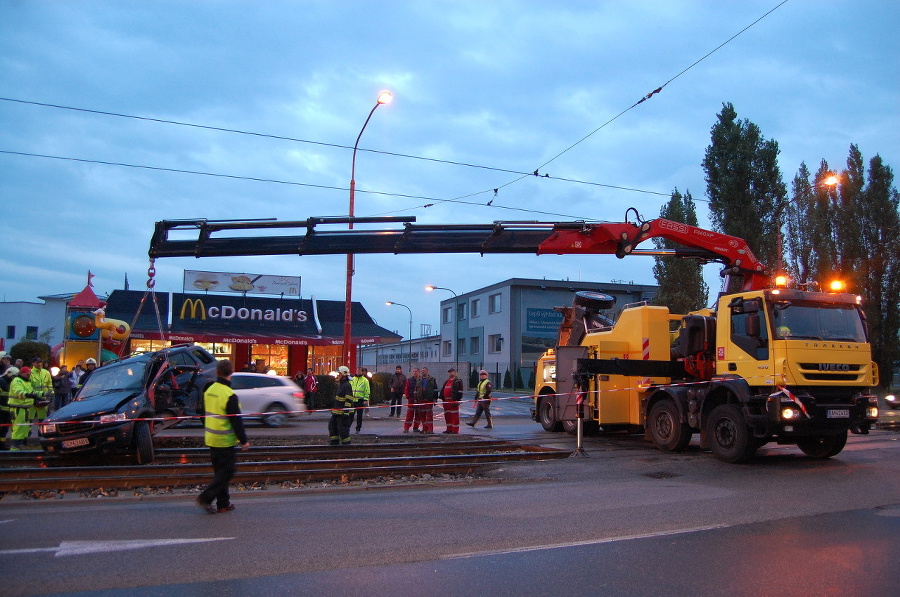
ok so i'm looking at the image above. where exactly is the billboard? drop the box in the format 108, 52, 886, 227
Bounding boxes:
183, 270, 300, 296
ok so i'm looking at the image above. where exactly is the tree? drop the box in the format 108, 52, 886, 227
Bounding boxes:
702, 103, 787, 273
651, 189, 709, 312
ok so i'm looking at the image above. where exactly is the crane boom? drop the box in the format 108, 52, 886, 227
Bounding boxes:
149, 213, 769, 291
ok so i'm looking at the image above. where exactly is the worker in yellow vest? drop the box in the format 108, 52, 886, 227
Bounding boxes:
28, 358, 53, 422
8, 366, 38, 450
196, 359, 250, 514
0, 366, 18, 450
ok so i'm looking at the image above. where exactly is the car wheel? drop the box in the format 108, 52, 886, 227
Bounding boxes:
707, 404, 756, 463
262, 403, 289, 427
648, 399, 692, 452
797, 431, 848, 459
133, 422, 154, 465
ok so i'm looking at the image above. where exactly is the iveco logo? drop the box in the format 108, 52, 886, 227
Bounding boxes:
818, 363, 851, 372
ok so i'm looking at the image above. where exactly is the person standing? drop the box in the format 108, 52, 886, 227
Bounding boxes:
441, 368, 464, 434
8, 366, 35, 450
29, 357, 53, 423
52, 364, 73, 412
69, 361, 85, 388
467, 369, 493, 429
350, 368, 370, 434
328, 366, 354, 446
74, 358, 98, 397
0, 367, 17, 450
417, 367, 438, 434
196, 359, 250, 514
0, 353, 11, 376
303, 368, 318, 411
388, 366, 407, 418
402, 368, 421, 433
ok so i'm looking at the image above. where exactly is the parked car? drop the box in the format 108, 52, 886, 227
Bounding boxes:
40, 344, 218, 464
230, 372, 306, 427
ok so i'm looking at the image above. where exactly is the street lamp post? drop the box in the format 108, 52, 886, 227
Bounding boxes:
343, 91, 393, 370
425, 285, 459, 375
385, 301, 413, 371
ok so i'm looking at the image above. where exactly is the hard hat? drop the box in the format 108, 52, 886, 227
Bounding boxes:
86, 358, 98, 365
338, 366, 350, 374
479, 369, 488, 375
5, 366, 19, 377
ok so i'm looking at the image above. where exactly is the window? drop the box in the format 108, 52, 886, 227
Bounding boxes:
442, 306, 452, 324
489, 293, 501, 314
470, 299, 480, 318
25, 326, 38, 340
442, 340, 452, 356
6, 326, 14, 339
488, 334, 503, 353
470, 337, 480, 355
458, 338, 466, 355
457, 302, 467, 321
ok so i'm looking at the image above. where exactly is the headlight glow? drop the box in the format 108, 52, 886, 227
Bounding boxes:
781, 407, 800, 420
99, 413, 127, 424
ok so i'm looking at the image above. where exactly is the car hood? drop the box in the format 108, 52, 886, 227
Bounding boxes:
46, 389, 142, 421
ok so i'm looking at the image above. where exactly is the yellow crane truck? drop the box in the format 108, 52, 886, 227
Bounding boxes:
148, 211, 880, 463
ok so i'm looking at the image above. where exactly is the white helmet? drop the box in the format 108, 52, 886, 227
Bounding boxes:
5, 366, 19, 377
86, 358, 98, 365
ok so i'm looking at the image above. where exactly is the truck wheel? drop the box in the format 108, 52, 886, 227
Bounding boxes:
133, 422, 154, 465
538, 397, 563, 432
648, 400, 691, 452
562, 418, 577, 435
707, 404, 756, 463
797, 431, 847, 459
573, 291, 615, 311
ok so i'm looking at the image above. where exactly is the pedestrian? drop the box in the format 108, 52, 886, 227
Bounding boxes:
0, 352, 11, 376
8, 366, 36, 450
441, 368, 464, 434
69, 361, 84, 388
241, 362, 253, 372
467, 370, 493, 429
402, 368, 421, 433
388, 366, 406, 418
0, 366, 17, 450
328, 366, 354, 445
29, 357, 53, 423
417, 367, 438, 434
196, 359, 250, 514
51, 364, 73, 411
74, 358, 98, 397
302, 368, 318, 410
350, 367, 370, 434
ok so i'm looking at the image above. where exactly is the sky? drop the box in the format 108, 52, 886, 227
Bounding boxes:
1, 0, 898, 339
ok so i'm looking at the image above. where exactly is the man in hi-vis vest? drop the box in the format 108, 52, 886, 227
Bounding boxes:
197, 359, 250, 514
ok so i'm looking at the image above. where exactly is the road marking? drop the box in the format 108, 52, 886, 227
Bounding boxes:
0, 520, 14, 525
0, 537, 234, 557
442, 524, 729, 560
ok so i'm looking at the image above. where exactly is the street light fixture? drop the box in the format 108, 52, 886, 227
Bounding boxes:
343, 90, 393, 370
425, 285, 459, 375
385, 301, 413, 371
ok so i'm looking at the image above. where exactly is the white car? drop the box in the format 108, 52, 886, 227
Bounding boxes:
229, 373, 306, 427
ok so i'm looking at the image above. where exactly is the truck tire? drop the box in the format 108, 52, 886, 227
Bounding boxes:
133, 422, 154, 465
538, 396, 563, 432
648, 400, 692, 452
707, 404, 756, 463
562, 418, 577, 435
797, 431, 848, 459
573, 291, 615, 311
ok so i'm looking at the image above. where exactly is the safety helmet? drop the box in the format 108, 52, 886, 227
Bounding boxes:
86, 358, 98, 366
5, 366, 19, 377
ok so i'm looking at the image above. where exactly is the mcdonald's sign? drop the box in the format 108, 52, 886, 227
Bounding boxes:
179, 298, 207, 320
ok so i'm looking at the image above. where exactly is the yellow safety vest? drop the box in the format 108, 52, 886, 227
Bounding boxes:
8, 377, 33, 409
477, 379, 490, 399
204, 382, 239, 448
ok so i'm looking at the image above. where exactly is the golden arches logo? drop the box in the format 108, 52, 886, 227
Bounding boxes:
179, 298, 207, 320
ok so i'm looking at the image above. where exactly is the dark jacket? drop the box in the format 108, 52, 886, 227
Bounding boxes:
441, 377, 464, 401
390, 372, 407, 393
416, 375, 438, 407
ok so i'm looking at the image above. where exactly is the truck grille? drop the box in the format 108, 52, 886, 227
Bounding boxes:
797, 363, 863, 382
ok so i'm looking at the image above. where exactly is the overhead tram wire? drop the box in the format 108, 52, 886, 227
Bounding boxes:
447, 0, 791, 206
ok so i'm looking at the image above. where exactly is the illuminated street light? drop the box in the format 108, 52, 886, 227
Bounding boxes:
386, 301, 413, 371
343, 91, 393, 370
425, 285, 459, 374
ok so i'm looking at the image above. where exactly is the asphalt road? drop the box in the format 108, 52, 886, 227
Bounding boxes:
1, 398, 899, 596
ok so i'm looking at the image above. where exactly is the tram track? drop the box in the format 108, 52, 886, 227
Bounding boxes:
0, 439, 568, 493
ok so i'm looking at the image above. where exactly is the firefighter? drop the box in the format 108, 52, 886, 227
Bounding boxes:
467, 370, 493, 429
350, 367, 370, 434
0, 366, 17, 450
28, 357, 53, 422
328, 366, 354, 445
196, 359, 250, 514
8, 366, 38, 450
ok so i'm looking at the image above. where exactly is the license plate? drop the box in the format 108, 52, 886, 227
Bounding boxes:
827, 409, 850, 419
61, 437, 90, 449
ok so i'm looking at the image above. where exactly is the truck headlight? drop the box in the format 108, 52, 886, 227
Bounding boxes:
781, 407, 801, 420
41, 423, 57, 434
99, 413, 127, 424
867, 407, 879, 418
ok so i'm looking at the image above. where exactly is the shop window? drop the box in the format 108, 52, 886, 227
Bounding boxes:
252, 344, 289, 375
131, 339, 170, 353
